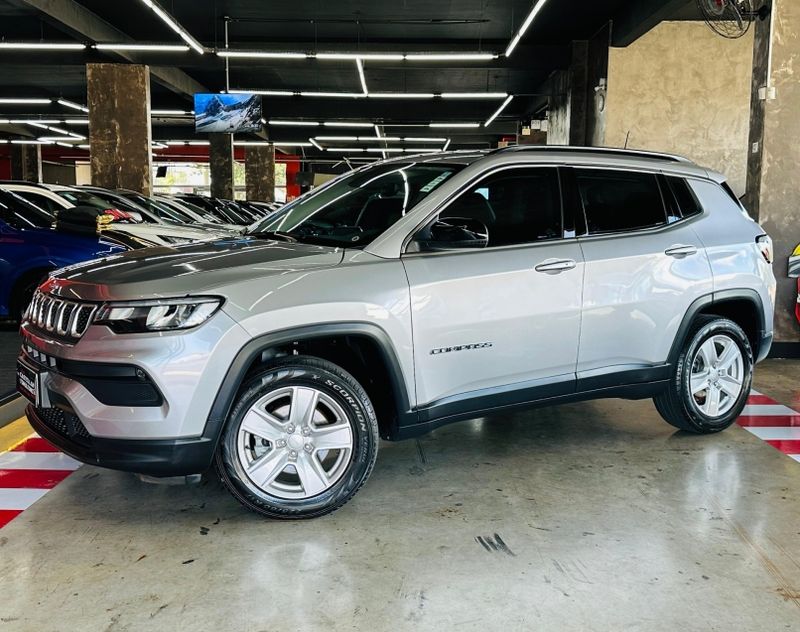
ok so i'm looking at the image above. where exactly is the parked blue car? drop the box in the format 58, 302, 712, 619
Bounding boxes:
0, 188, 128, 320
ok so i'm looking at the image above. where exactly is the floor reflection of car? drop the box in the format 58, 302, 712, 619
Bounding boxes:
0, 188, 132, 321
789, 243, 800, 324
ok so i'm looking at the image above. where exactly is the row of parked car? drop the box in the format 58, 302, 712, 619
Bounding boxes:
0, 181, 280, 321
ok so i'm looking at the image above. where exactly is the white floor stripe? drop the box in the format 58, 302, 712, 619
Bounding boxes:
0, 488, 49, 510
740, 404, 800, 417
749, 389, 762, 396
744, 427, 800, 440
791, 455, 800, 463
0, 452, 81, 471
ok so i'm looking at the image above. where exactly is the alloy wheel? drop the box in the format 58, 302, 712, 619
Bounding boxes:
689, 334, 745, 417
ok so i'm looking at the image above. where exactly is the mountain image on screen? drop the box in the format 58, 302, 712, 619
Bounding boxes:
194, 93, 262, 133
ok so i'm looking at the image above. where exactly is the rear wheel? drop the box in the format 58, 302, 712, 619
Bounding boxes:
215, 355, 379, 519
654, 316, 752, 433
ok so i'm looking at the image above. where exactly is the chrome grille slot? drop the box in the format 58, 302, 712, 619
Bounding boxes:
25, 291, 97, 341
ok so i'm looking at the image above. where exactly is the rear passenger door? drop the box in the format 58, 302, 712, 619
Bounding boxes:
571, 167, 713, 380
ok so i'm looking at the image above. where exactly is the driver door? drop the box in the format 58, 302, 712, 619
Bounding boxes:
402, 166, 584, 411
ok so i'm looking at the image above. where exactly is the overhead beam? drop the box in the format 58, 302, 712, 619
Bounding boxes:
12, 0, 206, 97
611, 0, 690, 47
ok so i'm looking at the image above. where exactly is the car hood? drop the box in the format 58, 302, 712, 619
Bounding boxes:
44, 237, 345, 302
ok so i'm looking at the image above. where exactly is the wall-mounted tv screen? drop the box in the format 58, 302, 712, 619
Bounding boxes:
194, 93, 262, 133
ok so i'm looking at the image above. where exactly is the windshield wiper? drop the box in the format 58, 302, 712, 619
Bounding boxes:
249, 230, 298, 242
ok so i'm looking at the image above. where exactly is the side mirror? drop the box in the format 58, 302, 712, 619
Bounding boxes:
412, 216, 489, 252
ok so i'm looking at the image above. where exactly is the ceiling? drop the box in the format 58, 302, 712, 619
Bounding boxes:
0, 0, 697, 160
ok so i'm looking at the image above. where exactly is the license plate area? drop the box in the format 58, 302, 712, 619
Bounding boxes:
16, 359, 43, 406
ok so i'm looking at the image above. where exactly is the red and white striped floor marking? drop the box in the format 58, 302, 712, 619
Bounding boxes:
739, 390, 800, 462
0, 434, 80, 529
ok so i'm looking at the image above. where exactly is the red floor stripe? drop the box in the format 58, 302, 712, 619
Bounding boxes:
0, 509, 23, 529
11, 437, 60, 453
764, 439, 800, 455
747, 394, 777, 405
0, 469, 73, 489
737, 415, 800, 427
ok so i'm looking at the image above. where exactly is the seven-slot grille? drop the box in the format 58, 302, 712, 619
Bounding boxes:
26, 291, 97, 340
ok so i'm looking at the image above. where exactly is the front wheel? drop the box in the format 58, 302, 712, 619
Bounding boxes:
215, 355, 379, 519
654, 316, 753, 433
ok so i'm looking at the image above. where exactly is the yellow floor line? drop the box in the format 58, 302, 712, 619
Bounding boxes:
0, 417, 33, 453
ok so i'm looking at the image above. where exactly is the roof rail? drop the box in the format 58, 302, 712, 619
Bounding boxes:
0, 179, 49, 187
492, 145, 693, 164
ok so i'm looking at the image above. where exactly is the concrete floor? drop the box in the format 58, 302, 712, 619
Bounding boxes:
1, 361, 800, 631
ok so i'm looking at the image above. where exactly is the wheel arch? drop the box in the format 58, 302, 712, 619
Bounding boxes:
668, 289, 767, 366
206, 323, 416, 445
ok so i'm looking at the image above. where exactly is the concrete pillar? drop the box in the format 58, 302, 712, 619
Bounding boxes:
209, 134, 234, 199
748, 1, 800, 344
547, 24, 610, 146
10, 144, 42, 182
87, 63, 152, 195
245, 145, 275, 202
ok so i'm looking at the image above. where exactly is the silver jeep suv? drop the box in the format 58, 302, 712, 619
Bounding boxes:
17, 147, 776, 519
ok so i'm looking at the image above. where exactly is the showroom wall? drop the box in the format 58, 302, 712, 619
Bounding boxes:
604, 21, 754, 196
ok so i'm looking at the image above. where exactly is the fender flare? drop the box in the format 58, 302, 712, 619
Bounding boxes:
667, 289, 768, 366
204, 322, 416, 444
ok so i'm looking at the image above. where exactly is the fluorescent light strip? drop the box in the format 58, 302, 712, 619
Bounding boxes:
187, 141, 209, 145
269, 120, 320, 126
317, 53, 404, 61
404, 148, 440, 153
6, 119, 60, 124
300, 91, 365, 98
374, 124, 382, 139
139, 0, 204, 54
151, 109, 192, 115
441, 92, 508, 99
316, 136, 358, 141
405, 53, 497, 61
0, 98, 52, 105
443, 138, 452, 151
273, 142, 312, 147
62, 119, 89, 125
369, 93, 435, 99
0, 42, 85, 51
11, 139, 52, 144
309, 138, 323, 151
429, 122, 481, 128
367, 148, 403, 153
57, 99, 89, 113
404, 137, 448, 143
505, 0, 552, 57
484, 95, 514, 126
218, 50, 308, 59
95, 43, 189, 52
323, 121, 374, 128
326, 148, 366, 152
229, 89, 295, 97
356, 59, 369, 95
38, 136, 80, 142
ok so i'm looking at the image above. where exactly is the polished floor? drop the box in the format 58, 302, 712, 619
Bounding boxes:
1, 361, 800, 631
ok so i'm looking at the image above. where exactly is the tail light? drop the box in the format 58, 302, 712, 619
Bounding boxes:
756, 234, 773, 264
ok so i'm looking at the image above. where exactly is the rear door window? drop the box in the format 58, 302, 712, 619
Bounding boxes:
575, 169, 667, 235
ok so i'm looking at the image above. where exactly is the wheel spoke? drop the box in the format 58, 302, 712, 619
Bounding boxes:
312, 423, 353, 451
247, 449, 290, 489
691, 371, 711, 395
705, 385, 721, 417
294, 454, 330, 496
289, 387, 319, 427
698, 339, 718, 367
716, 340, 740, 370
240, 408, 286, 442
719, 374, 743, 398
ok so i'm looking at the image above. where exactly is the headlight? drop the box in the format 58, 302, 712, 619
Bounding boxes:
94, 297, 222, 333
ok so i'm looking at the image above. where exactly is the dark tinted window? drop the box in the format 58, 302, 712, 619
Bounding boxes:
0, 190, 53, 229
666, 177, 703, 218
576, 169, 667, 234
16, 191, 60, 214
441, 168, 562, 247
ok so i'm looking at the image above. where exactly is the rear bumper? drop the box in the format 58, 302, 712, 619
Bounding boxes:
27, 404, 217, 476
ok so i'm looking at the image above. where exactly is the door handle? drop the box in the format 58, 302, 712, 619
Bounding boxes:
534, 259, 577, 274
664, 244, 698, 258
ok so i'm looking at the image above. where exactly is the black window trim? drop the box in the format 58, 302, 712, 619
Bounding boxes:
402, 162, 572, 256
562, 165, 707, 240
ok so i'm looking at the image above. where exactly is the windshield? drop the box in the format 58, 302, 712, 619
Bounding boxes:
56, 190, 117, 210
0, 190, 54, 229
250, 162, 463, 248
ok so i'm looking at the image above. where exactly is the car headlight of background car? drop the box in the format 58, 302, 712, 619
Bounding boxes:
94, 297, 223, 333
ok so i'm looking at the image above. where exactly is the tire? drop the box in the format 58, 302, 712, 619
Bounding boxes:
654, 316, 753, 434
215, 355, 379, 519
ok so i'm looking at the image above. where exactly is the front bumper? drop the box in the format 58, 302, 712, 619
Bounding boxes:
27, 404, 216, 476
